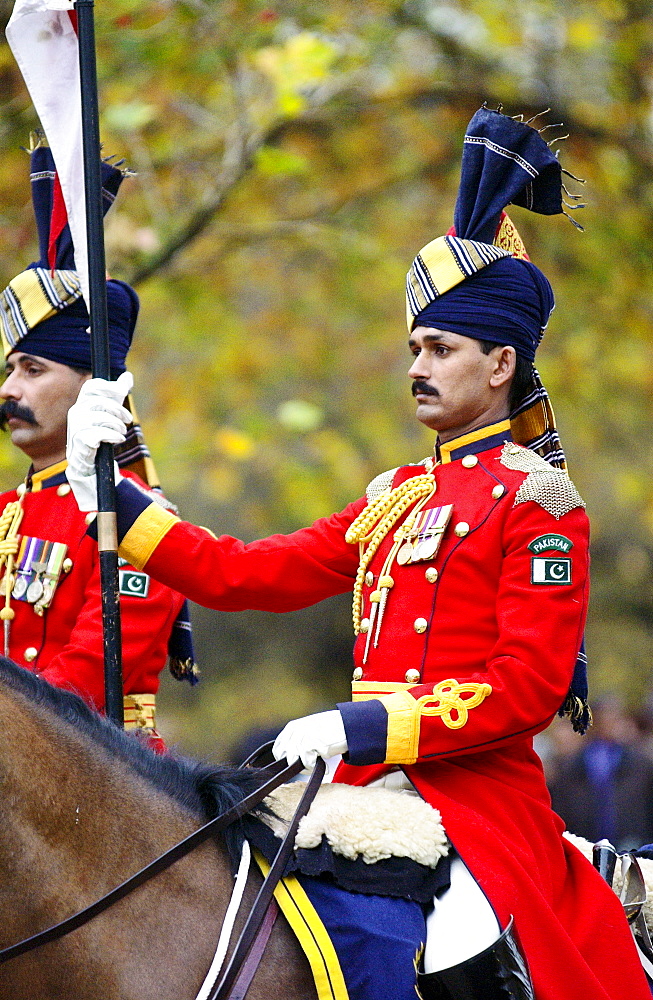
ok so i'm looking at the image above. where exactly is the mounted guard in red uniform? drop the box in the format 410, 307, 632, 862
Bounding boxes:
64, 107, 652, 999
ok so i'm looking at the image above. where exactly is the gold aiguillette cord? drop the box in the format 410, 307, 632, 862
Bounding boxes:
0, 498, 25, 655
345, 474, 436, 663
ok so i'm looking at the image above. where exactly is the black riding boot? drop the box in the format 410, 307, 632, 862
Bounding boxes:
416, 918, 535, 1000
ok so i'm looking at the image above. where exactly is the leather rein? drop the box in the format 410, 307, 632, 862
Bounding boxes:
0, 742, 324, 1000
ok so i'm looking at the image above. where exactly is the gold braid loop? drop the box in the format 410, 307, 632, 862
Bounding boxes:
0, 538, 21, 557
417, 678, 493, 730
347, 475, 435, 634
0, 500, 22, 540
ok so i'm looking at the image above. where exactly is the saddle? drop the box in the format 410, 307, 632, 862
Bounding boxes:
246, 781, 451, 902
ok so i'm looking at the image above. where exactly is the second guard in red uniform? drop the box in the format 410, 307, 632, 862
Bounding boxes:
0, 140, 196, 741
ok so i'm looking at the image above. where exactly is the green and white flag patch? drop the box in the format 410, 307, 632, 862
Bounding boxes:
119, 569, 150, 598
531, 556, 572, 586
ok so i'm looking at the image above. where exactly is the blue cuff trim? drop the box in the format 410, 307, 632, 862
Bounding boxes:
86, 478, 154, 543
338, 699, 388, 766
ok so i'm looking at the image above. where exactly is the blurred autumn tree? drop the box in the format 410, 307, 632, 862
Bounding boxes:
1, 0, 653, 757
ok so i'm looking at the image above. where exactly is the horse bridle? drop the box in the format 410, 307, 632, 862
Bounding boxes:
0, 743, 325, 1000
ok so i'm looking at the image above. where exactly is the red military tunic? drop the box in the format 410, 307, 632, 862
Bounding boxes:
107, 419, 650, 1000
0, 459, 185, 733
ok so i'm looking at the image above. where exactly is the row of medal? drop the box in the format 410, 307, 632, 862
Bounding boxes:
396, 503, 453, 565
10, 536, 68, 612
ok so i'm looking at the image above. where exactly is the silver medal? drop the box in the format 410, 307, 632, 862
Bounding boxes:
26, 579, 44, 604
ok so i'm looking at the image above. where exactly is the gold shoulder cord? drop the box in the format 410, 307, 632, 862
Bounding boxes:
0, 497, 24, 655
346, 474, 435, 661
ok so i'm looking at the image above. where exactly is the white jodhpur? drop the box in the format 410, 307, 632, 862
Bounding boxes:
423, 856, 501, 973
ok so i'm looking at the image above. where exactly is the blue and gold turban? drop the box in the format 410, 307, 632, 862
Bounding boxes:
0, 138, 157, 481
406, 104, 584, 470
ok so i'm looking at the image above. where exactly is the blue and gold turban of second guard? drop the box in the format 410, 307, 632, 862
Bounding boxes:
0, 136, 198, 685
0, 139, 137, 377
407, 105, 590, 731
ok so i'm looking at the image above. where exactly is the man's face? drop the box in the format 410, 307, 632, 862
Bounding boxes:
408, 327, 513, 438
0, 352, 90, 468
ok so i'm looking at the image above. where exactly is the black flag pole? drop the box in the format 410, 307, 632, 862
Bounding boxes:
75, 0, 124, 727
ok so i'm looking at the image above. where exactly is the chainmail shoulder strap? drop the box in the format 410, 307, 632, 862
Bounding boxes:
365, 467, 399, 503
500, 443, 586, 520
365, 460, 431, 504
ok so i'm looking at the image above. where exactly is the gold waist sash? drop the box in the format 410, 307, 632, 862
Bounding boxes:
351, 681, 414, 701
123, 693, 156, 731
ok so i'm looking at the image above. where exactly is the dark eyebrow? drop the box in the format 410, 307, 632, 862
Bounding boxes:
16, 354, 44, 364
407, 332, 452, 348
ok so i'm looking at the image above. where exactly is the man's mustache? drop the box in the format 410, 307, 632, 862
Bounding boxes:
0, 400, 38, 430
412, 380, 439, 398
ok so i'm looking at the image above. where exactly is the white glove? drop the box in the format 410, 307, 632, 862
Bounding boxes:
66, 371, 134, 511
272, 710, 348, 770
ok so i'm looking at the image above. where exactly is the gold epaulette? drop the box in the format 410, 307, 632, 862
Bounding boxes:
500, 443, 586, 520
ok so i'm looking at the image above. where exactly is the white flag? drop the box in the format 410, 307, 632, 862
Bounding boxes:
6, 0, 90, 308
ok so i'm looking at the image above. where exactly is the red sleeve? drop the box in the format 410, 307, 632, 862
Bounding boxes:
341, 500, 590, 766
40, 540, 184, 711
115, 479, 366, 612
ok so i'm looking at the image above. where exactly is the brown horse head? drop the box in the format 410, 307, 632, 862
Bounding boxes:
0, 657, 314, 1000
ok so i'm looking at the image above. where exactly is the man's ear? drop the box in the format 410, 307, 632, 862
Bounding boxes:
489, 346, 516, 390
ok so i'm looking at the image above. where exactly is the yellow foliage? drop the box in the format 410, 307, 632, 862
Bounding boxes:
566, 18, 603, 50
214, 427, 257, 461
254, 32, 339, 116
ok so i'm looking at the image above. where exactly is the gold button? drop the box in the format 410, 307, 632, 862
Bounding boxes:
425, 567, 438, 583
461, 454, 478, 469
24, 647, 38, 663
353, 667, 363, 681
492, 484, 505, 499
57, 483, 71, 497
84, 512, 96, 525
63, 558, 73, 574
414, 617, 428, 634
405, 668, 421, 683
360, 618, 370, 634
16, 483, 26, 498
365, 571, 374, 586
454, 521, 470, 537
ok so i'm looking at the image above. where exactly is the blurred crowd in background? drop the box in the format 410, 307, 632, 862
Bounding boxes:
537, 700, 653, 851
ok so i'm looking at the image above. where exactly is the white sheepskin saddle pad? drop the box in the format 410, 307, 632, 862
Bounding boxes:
259, 782, 450, 868
259, 788, 653, 935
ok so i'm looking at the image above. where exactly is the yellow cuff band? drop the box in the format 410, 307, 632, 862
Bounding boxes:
377, 690, 422, 765
119, 503, 178, 570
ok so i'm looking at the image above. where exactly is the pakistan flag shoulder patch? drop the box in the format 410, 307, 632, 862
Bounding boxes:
528, 534, 573, 586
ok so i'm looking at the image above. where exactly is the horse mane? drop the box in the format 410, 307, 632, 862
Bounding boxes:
0, 656, 268, 860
